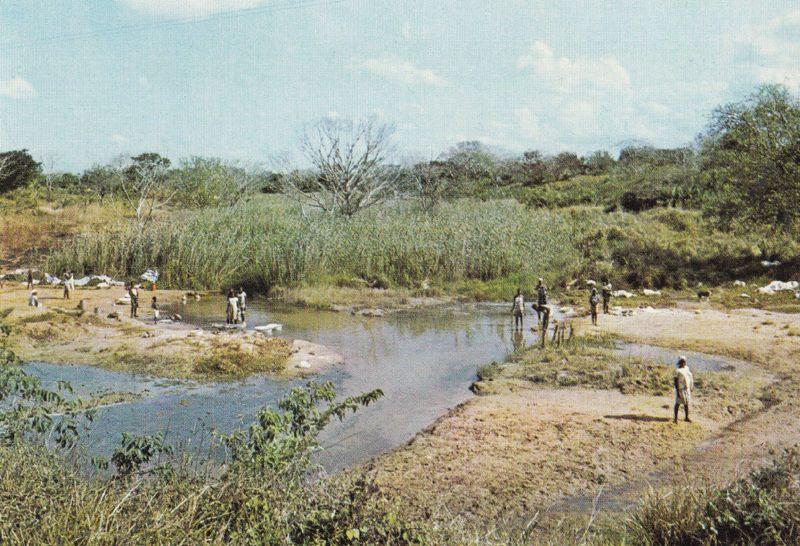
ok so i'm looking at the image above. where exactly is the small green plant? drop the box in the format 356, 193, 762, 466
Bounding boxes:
221, 380, 383, 477
110, 432, 172, 478
0, 308, 87, 448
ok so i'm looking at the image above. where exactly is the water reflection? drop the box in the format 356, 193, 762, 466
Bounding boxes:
24, 301, 549, 471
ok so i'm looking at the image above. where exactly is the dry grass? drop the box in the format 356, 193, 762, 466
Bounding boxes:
0, 199, 128, 267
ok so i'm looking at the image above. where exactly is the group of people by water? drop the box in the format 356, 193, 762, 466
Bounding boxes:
226, 287, 248, 325
511, 278, 614, 331
511, 278, 694, 424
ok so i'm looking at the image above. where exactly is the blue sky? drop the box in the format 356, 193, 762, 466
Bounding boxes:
1, 0, 799, 171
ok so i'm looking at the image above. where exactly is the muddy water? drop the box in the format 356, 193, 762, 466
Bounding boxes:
25, 302, 549, 470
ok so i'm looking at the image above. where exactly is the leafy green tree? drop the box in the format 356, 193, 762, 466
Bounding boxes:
80, 164, 124, 200
583, 150, 616, 175
172, 157, 259, 208
701, 84, 800, 227
546, 152, 585, 181
0, 150, 42, 193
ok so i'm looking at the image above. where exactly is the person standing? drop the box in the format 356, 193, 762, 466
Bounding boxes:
536, 278, 548, 322
129, 283, 139, 318
511, 288, 525, 330
28, 289, 39, 308
62, 271, 71, 300
151, 296, 160, 323
226, 289, 239, 325
26, 269, 34, 290
602, 282, 613, 314
674, 357, 693, 423
589, 286, 600, 325
237, 287, 247, 324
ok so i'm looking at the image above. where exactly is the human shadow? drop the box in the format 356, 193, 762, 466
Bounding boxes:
604, 414, 671, 423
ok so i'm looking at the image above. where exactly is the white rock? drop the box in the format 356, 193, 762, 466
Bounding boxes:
740, 293, 751, 298
761, 260, 781, 268
758, 280, 799, 295
254, 323, 283, 334
642, 289, 662, 296
297, 360, 311, 369
733, 280, 746, 287
612, 290, 635, 298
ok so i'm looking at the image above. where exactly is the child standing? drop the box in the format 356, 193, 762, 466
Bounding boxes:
151, 296, 160, 323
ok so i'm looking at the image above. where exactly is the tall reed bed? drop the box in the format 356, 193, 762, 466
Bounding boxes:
47, 197, 580, 291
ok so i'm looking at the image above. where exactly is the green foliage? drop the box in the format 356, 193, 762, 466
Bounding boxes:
222, 381, 383, 477
171, 156, 260, 208
48, 196, 581, 292
702, 84, 800, 228
0, 310, 87, 448
0, 149, 42, 193
626, 447, 800, 545
110, 432, 172, 477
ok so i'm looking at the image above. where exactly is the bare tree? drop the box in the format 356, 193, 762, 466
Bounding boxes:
42, 155, 59, 201
281, 118, 401, 216
119, 153, 178, 230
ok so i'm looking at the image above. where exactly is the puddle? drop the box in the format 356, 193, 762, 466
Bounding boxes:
612, 342, 742, 372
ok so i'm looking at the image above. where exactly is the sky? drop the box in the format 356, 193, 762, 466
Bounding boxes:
0, 0, 799, 171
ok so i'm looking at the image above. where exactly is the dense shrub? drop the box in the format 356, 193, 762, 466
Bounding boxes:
626, 448, 800, 545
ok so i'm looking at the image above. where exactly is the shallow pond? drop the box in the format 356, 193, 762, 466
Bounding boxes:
25, 301, 549, 470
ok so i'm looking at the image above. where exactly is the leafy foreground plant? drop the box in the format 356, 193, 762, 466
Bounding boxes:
625, 447, 800, 545
0, 308, 90, 448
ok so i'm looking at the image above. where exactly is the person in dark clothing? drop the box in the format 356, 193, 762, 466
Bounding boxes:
589, 287, 600, 325
26, 269, 34, 290
602, 282, 612, 314
129, 283, 139, 318
535, 278, 547, 321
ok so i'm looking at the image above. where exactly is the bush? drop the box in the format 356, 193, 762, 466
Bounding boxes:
626, 448, 800, 545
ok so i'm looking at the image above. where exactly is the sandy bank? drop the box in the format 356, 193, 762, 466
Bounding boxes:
0, 285, 343, 380
364, 303, 800, 531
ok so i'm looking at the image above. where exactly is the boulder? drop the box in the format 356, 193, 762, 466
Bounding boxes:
642, 289, 662, 296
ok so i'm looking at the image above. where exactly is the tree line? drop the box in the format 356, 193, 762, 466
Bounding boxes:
1, 84, 798, 230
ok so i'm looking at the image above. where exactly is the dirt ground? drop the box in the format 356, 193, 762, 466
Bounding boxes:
366, 303, 800, 535
0, 285, 340, 380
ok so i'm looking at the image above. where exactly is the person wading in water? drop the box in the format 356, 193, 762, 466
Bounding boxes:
511, 288, 525, 330
674, 356, 693, 423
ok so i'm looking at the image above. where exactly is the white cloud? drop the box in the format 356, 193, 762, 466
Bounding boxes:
110, 134, 128, 144
738, 9, 800, 91
358, 55, 448, 87
517, 40, 630, 92
0, 77, 36, 99
120, 0, 267, 17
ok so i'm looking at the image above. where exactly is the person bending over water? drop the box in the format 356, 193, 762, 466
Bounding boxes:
674, 356, 693, 423
511, 289, 525, 330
